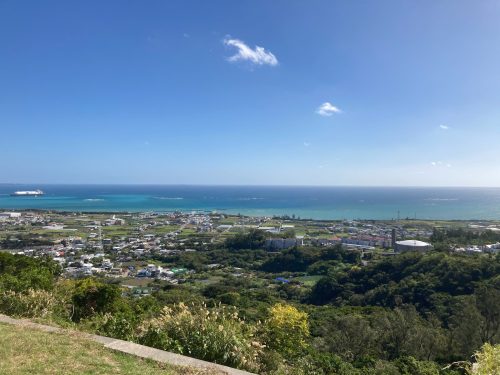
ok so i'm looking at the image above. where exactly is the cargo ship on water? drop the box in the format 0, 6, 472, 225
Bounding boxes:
10, 189, 45, 196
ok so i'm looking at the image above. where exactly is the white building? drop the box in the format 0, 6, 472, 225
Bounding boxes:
0, 212, 21, 219
395, 240, 432, 252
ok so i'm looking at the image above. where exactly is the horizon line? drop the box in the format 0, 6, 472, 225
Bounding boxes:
1, 182, 500, 189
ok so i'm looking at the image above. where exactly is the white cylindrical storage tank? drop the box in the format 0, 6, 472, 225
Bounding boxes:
395, 239, 432, 252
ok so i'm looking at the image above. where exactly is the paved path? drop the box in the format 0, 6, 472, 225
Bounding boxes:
0, 314, 255, 375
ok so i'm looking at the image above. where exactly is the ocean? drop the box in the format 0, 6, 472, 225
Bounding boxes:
1, 184, 500, 220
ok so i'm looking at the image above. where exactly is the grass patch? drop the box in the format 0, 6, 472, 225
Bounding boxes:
0, 323, 223, 375
294, 275, 323, 286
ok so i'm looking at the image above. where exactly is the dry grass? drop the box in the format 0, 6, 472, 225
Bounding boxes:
0, 323, 227, 375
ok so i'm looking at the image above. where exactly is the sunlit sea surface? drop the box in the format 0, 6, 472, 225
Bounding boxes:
1, 185, 500, 220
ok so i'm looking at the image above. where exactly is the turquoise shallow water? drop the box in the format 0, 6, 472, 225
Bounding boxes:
1, 184, 500, 220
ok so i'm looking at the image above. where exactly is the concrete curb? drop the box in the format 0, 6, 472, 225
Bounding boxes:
0, 314, 255, 375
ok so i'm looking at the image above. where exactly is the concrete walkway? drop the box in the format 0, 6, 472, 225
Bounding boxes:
0, 314, 255, 375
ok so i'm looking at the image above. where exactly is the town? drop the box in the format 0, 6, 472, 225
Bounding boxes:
1, 210, 500, 296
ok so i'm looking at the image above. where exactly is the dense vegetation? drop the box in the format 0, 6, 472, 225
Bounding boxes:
0, 252, 60, 292
309, 251, 499, 308
431, 228, 500, 246
1, 242, 499, 374
261, 245, 359, 273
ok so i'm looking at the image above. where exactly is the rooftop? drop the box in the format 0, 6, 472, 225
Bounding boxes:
396, 240, 431, 247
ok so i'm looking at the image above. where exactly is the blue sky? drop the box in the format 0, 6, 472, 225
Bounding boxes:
1, 0, 500, 186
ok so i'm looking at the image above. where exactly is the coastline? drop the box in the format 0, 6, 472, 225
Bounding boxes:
1, 185, 500, 220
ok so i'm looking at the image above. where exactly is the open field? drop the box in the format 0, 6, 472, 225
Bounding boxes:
293, 275, 323, 286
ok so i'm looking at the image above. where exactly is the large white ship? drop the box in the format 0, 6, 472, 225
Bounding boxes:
10, 189, 45, 196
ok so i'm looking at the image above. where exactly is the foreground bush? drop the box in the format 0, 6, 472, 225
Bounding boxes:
264, 303, 310, 358
138, 302, 263, 371
0, 289, 57, 318
71, 278, 122, 322
470, 343, 500, 375
444, 343, 500, 375
83, 312, 138, 341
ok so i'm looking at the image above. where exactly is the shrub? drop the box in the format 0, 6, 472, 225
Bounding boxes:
71, 278, 122, 322
264, 303, 310, 358
470, 343, 500, 375
0, 289, 57, 318
299, 351, 362, 375
86, 312, 138, 341
139, 302, 263, 371
393, 356, 441, 375
219, 291, 241, 305
0, 253, 60, 292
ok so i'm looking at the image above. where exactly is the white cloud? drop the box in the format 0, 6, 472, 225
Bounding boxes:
303, 142, 310, 147
431, 161, 452, 168
439, 124, 450, 130
223, 38, 278, 66
316, 102, 341, 117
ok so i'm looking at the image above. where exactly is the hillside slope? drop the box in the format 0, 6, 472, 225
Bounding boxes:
0, 323, 219, 375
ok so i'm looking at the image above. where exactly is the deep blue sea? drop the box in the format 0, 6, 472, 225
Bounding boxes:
1, 184, 500, 220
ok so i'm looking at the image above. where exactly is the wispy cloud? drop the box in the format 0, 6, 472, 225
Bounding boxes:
439, 124, 450, 130
316, 102, 341, 117
303, 142, 311, 147
223, 37, 278, 66
431, 161, 452, 168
